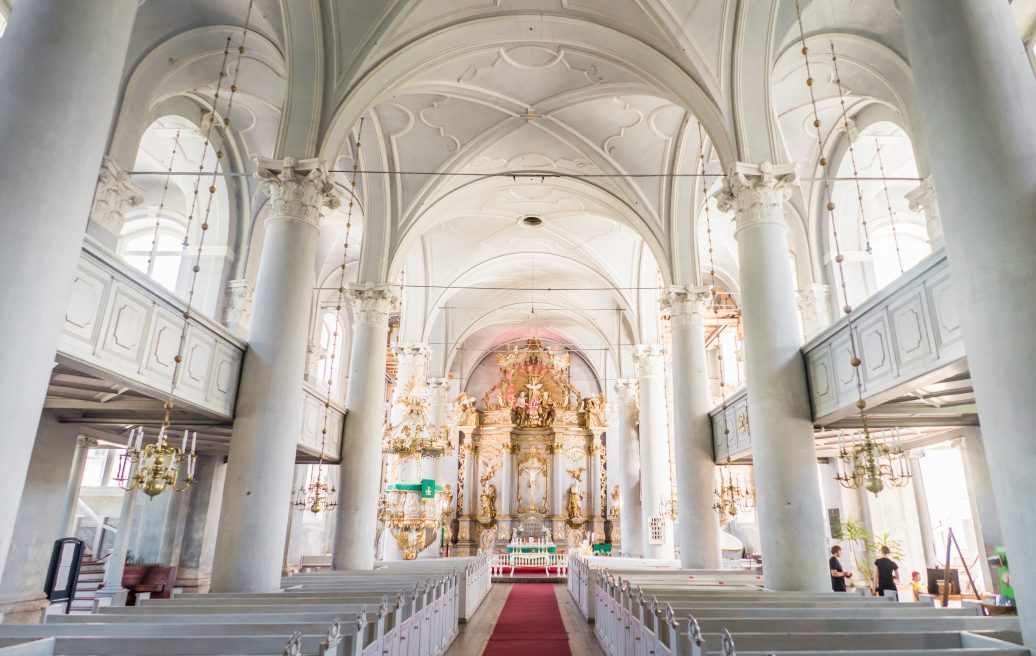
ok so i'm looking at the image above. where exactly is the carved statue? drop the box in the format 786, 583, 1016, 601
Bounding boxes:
566, 466, 586, 482
440, 484, 454, 516
511, 528, 518, 543
480, 483, 497, 521
610, 485, 621, 520
542, 397, 556, 426
478, 461, 500, 521
582, 395, 608, 428
566, 483, 585, 522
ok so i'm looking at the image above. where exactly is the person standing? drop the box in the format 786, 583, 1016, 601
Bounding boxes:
830, 545, 853, 592
873, 546, 900, 597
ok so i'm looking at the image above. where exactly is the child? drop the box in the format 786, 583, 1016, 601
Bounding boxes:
911, 571, 923, 601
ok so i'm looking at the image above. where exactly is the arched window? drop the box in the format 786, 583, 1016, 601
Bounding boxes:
120, 219, 187, 292
120, 115, 231, 317
828, 122, 932, 308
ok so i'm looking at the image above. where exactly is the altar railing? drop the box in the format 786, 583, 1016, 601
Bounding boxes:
491, 551, 568, 577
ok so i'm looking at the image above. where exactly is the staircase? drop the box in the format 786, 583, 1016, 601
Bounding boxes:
69, 558, 106, 614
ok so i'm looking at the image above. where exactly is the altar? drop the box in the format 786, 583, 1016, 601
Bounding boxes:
449, 339, 613, 555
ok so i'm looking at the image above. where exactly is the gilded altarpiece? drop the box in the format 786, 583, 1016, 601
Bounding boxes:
451, 340, 610, 554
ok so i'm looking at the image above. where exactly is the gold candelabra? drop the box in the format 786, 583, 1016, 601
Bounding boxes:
117, 418, 197, 498
293, 465, 338, 514
712, 465, 754, 522
834, 429, 910, 494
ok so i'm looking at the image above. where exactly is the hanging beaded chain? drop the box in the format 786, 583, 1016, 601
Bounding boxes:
872, 139, 906, 273
794, 1, 909, 490
829, 46, 873, 255
162, 1, 254, 434
315, 117, 366, 467
146, 130, 181, 272
697, 121, 752, 515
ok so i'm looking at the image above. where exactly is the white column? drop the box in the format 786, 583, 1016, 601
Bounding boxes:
717, 162, 828, 591
957, 426, 998, 584
211, 157, 339, 592
612, 380, 643, 556
96, 475, 139, 606
635, 346, 675, 560
900, 1, 1036, 642
951, 438, 993, 591
0, 0, 137, 577
907, 452, 937, 567
664, 286, 722, 569
334, 285, 399, 570
905, 176, 944, 249
59, 437, 96, 537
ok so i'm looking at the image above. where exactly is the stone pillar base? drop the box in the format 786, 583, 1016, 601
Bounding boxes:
0, 593, 51, 624
93, 586, 129, 608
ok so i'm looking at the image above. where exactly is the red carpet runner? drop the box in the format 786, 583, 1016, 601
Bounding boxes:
482, 584, 571, 656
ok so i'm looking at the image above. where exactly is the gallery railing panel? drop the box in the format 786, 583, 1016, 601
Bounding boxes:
803, 248, 964, 424
60, 240, 245, 419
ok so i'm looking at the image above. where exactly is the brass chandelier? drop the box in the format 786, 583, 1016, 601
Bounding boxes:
293, 465, 338, 514
834, 429, 910, 494
117, 415, 197, 498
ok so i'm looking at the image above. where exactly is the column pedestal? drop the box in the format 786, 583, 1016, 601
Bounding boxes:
334, 285, 398, 570
211, 158, 339, 592
0, 0, 138, 577
664, 286, 722, 569
718, 162, 828, 591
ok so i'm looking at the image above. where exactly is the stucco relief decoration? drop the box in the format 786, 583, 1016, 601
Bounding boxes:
715, 161, 798, 235
223, 279, 254, 332
90, 157, 144, 235
254, 156, 340, 229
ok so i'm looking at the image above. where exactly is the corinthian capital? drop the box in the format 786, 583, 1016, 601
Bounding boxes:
633, 345, 666, 377
394, 343, 431, 369
348, 283, 399, 326
254, 156, 340, 230
715, 161, 797, 235
661, 285, 711, 329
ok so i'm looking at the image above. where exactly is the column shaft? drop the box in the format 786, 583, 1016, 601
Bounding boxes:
907, 454, 937, 567
0, 414, 80, 622
900, 0, 1036, 641
59, 437, 97, 538
612, 381, 643, 556
665, 287, 722, 569
97, 474, 139, 606
718, 163, 828, 591
636, 346, 675, 560
334, 285, 398, 569
212, 158, 338, 592
0, 0, 137, 575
